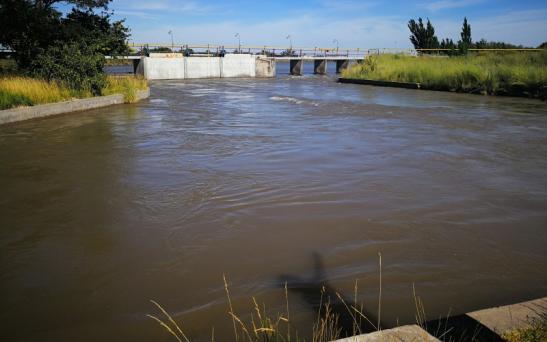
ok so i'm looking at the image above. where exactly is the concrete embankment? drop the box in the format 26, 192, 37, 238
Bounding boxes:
338, 78, 421, 89
0, 88, 149, 125
333, 297, 547, 341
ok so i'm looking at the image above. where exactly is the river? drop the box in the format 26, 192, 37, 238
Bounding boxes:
1, 72, 547, 341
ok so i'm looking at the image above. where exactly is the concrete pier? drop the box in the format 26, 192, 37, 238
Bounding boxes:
290, 59, 303, 76
313, 59, 327, 74
336, 60, 349, 73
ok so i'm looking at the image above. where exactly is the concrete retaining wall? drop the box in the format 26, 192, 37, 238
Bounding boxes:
137, 54, 275, 80
333, 296, 547, 342
0, 88, 149, 125
222, 54, 256, 78
143, 58, 185, 80
256, 57, 276, 77
186, 57, 221, 79
338, 78, 421, 89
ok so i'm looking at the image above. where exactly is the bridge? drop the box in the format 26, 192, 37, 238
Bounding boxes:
110, 43, 382, 79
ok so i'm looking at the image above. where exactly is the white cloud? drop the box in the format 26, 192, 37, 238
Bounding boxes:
131, 14, 411, 49
424, 0, 483, 11
113, 0, 218, 14
113, 1, 547, 48
318, 0, 381, 12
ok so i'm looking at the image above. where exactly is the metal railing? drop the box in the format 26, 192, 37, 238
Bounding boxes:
126, 43, 544, 59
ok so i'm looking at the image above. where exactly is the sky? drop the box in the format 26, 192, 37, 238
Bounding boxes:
101, 0, 547, 48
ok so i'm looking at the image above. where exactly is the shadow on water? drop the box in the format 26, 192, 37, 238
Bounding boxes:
278, 253, 506, 341
278, 252, 380, 337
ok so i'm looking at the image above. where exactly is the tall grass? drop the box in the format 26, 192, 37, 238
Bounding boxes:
103, 75, 148, 103
342, 51, 547, 98
148, 256, 384, 342
0, 75, 148, 109
0, 77, 73, 109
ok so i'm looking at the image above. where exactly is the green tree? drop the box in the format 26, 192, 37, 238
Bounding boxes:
440, 38, 457, 56
458, 17, 472, 55
408, 18, 439, 52
0, 0, 128, 68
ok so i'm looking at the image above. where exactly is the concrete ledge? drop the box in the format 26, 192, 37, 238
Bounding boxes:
334, 325, 439, 342
467, 297, 547, 335
338, 78, 421, 89
0, 88, 149, 125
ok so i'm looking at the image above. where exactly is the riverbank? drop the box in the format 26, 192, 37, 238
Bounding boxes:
0, 75, 148, 110
341, 52, 547, 99
0, 87, 149, 125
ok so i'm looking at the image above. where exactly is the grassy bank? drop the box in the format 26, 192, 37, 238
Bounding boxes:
342, 52, 547, 98
0, 75, 148, 110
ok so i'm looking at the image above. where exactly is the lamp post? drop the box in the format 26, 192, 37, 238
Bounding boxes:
286, 35, 292, 55
235, 33, 240, 53
168, 30, 174, 51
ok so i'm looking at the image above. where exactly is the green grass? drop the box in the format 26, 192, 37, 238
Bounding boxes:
0, 75, 148, 110
342, 52, 547, 98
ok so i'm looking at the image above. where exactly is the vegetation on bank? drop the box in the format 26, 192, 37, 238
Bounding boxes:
0, 0, 135, 110
502, 313, 547, 342
342, 52, 547, 98
0, 76, 147, 110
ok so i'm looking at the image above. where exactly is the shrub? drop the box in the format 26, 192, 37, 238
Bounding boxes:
31, 41, 106, 96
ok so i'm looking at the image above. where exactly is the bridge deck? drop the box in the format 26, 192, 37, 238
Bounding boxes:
273, 56, 361, 60
106, 55, 362, 60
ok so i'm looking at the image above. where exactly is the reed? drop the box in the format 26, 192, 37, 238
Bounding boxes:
342, 51, 547, 98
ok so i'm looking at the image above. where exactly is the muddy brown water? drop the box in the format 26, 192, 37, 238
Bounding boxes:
1, 76, 547, 341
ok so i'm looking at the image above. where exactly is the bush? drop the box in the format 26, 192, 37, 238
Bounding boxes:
31, 41, 106, 96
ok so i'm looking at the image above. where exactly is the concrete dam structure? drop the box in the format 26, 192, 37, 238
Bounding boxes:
132, 53, 356, 80
135, 53, 275, 80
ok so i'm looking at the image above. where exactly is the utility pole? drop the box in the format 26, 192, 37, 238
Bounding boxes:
235, 33, 240, 53
168, 30, 174, 51
286, 35, 292, 55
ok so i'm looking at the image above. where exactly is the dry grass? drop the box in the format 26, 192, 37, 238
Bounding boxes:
0, 75, 148, 109
0, 77, 73, 109
103, 75, 148, 103
148, 257, 384, 342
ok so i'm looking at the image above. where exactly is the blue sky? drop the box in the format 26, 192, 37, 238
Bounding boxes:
101, 0, 547, 48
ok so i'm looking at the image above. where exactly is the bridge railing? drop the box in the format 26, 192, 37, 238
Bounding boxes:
117, 43, 545, 60
126, 43, 400, 59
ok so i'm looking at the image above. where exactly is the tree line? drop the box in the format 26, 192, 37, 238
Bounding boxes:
408, 17, 546, 55
0, 0, 129, 95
